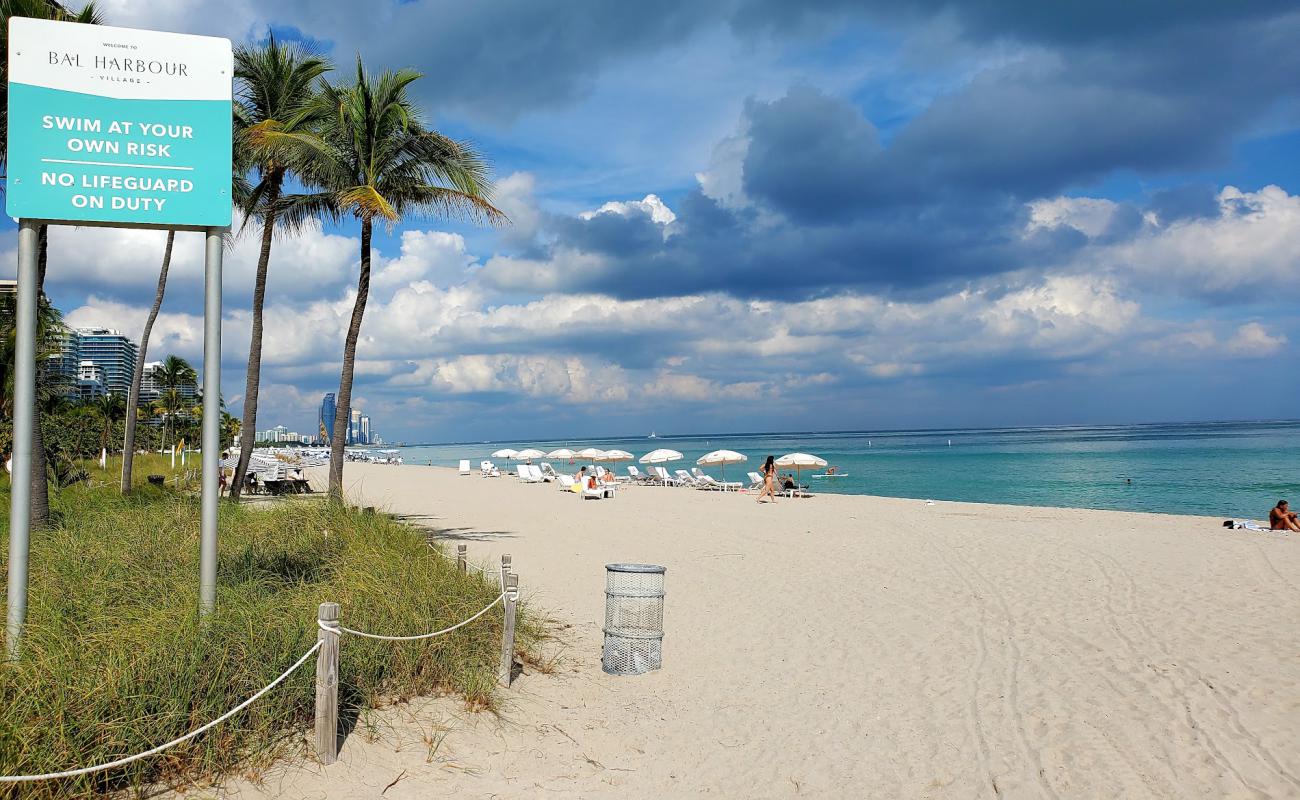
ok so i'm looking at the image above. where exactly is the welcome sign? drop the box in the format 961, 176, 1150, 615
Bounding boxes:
6, 18, 232, 229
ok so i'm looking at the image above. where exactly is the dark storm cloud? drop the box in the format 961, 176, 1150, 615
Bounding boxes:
478, 0, 1300, 303
741, 87, 882, 223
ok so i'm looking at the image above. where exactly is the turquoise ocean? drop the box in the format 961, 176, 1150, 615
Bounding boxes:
395, 421, 1300, 519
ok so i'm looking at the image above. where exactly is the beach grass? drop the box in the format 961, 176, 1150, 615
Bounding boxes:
0, 477, 536, 797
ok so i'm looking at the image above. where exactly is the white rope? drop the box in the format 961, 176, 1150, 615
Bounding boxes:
0, 641, 322, 784
327, 592, 506, 642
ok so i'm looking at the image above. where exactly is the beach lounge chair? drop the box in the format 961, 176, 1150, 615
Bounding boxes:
557, 474, 575, 491
581, 476, 615, 499
518, 464, 542, 483
480, 460, 500, 478
651, 466, 674, 486
698, 474, 742, 491
747, 471, 764, 490
627, 466, 652, 484
458, 459, 471, 475
674, 469, 704, 488
540, 463, 558, 481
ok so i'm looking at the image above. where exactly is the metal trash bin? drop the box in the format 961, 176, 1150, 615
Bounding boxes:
602, 563, 666, 675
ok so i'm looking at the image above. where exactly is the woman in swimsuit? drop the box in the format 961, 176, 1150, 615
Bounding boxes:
757, 455, 778, 504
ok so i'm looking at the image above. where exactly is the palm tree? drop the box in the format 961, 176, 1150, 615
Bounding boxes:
120, 230, 174, 492
272, 59, 504, 500
1, 1, 104, 525
228, 36, 331, 500
89, 392, 125, 452
154, 355, 197, 449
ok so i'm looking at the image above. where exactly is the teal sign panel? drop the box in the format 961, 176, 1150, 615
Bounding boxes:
6, 18, 233, 229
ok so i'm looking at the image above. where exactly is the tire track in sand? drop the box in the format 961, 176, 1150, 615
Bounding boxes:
1073, 544, 1297, 796
926, 528, 1059, 799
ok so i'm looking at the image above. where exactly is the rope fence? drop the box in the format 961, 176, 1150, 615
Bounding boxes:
0, 551, 520, 783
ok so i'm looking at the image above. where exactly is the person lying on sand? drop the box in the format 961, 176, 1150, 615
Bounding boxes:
1269, 500, 1300, 532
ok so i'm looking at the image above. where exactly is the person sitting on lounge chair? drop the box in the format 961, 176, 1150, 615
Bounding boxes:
1270, 500, 1299, 532
781, 473, 797, 491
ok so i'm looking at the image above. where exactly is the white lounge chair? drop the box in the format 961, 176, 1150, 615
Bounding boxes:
747, 471, 764, 490
697, 474, 741, 491
519, 464, 542, 483
627, 466, 653, 484
557, 474, 576, 491
674, 469, 703, 488
458, 459, 471, 475
654, 466, 679, 486
540, 463, 558, 481
480, 460, 500, 478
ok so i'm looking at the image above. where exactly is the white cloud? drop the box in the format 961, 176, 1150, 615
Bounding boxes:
579, 193, 677, 224
1026, 196, 1122, 237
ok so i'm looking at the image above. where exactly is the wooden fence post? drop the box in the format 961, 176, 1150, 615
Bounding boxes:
499, 554, 511, 591
315, 602, 340, 765
499, 572, 519, 687
457, 544, 467, 574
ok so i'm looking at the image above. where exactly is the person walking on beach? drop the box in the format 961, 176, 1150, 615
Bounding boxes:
1270, 500, 1299, 532
757, 455, 778, 504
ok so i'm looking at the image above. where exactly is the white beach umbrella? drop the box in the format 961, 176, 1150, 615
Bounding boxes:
639, 448, 683, 464
602, 449, 634, 462
575, 447, 607, 467
491, 448, 520, 470
774, 452, 827, 486
546, 448, 576, 461
639, 448, 683, 484
696, 449, 747, 484
516, 448, 546, 463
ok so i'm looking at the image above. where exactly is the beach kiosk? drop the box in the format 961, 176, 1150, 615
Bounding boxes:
5, 18, 233, 657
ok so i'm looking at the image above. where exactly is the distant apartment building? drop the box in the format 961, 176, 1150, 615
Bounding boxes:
0, 279, 16, 294
75, 361, 106, 400
319, 393, 336, 443
256, 425, 305, 443
44, 328, 138, 399
69, 328, 138, 396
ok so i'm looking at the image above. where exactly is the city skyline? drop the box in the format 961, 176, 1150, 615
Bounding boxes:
6, 2, 1299, 441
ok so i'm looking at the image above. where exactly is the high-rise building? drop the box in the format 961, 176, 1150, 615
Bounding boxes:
139, 361, 199, 405
75, 361, 106, 400
73, 328, 138, 396
319, 393, 337, 444
349, 408, 362, 445
359, 413, 371, 445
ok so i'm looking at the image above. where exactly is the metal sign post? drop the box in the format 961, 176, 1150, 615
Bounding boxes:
199, 228, 223, 614
4, 221, 39, 660
5, 18, 233, 653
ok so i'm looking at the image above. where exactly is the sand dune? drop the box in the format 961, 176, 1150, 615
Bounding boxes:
203, 463, 1300, 799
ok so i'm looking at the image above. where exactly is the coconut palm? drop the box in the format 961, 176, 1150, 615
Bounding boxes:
227, 36, 331, 499
153, 356, 197, 449
89, 392, 125, 452
1, 1, 104, 523
120, 230, 174, 492
271, 58, 504, 500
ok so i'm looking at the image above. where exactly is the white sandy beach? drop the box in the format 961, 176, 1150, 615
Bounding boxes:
202, 463, 1300, 799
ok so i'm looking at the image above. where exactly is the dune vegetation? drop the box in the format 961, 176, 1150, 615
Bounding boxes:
0, 471, 533, 797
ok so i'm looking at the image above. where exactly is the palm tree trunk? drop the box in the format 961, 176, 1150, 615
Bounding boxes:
30, 225, 51, 527
121, 230, 174, 493
328, 218, 372, 501
231, 188, 280, 499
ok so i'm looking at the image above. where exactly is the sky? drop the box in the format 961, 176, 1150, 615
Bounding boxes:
5, 0, 1300, 443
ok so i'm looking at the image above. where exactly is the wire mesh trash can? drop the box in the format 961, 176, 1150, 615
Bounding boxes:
603, 563, 666, 675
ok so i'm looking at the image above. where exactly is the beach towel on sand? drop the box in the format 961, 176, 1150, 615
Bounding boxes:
1225, 520, 1269, 532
